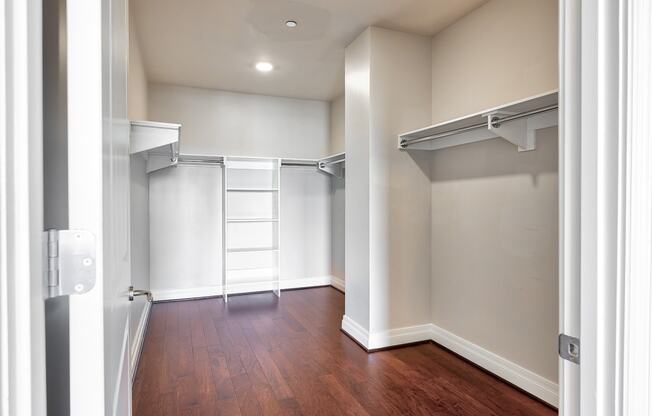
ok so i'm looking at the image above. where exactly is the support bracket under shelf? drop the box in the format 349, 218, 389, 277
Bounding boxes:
129, 120, 181, 173
317, 153, 345, 178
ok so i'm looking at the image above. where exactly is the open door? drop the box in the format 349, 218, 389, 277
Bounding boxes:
68, 0, 131, 414
42, 0, 132, 414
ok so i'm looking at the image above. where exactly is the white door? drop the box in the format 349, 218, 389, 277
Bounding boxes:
66, 0, 132, 414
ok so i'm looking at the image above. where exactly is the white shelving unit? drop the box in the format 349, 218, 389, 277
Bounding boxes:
222, 157, 281, 301
398, 90, 558, 152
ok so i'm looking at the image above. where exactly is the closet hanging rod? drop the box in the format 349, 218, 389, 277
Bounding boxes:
489, 104, 559, 127
176, 156, 318, 168
283, 162, 317, 167
400, 104, 559, 148
178, 158, 224, 165
400, 122, 487, 147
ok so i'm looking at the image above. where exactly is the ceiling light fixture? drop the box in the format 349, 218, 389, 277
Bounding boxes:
285, 20, 298, 28
255, 62, 274, 72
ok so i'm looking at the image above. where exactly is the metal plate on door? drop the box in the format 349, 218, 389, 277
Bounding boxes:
559, 333, 580, 364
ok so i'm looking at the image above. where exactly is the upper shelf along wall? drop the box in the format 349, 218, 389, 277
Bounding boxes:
398, 90, 558, 152
129, 120, 181, 173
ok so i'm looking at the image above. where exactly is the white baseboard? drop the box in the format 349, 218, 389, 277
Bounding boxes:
152, 276, 336, 302
341, 315, 432, 350
368, 323, 432, 349
339, 316, 559, 407
130, 300, 151, 381
341, 315, 370, 348
330, 275, 345, 292
429, 324, 558, 407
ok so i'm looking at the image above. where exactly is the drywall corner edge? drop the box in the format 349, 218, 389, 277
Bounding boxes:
341, 315, 371, 349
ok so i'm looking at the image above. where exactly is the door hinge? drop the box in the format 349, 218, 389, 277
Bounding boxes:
44, 229, 97, 298
559, 333, 580, 364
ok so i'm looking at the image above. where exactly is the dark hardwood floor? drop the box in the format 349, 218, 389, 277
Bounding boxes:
133, 287, 556, 416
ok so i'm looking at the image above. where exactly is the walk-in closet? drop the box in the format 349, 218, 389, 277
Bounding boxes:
122, 0, 561, 415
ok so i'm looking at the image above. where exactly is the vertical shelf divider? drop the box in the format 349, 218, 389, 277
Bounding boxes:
222, 159, 228, 302
274, 158, 281, 298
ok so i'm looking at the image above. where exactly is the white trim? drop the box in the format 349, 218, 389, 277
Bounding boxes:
111, 322, 130, 416
0, 0, 47, 414
152, 276, 334, 302
558, 0, 581, 415
621, 1, 652, 414
368, 324, 432, 350
342, 317, 433, 351
153, 286, 223, 302
341, 315, 370, 349
429, 324, 559, 407
129, 301, 151, 381
330, 275, 345, 292
340, 317, 559, 407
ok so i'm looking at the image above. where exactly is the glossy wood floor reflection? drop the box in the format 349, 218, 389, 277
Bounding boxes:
133, 287, 556, 416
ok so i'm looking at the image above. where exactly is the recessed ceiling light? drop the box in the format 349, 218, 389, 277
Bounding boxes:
285, 20, 298, 28
255, 62, 274, 72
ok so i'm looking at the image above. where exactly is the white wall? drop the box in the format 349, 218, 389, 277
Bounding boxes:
280, 167, 332, 281
368, 27, 432, 333
329, 95, 345, 154
430, 128, 559, 382
429, 0, 559, 386
431, 0, 558, 123
148, 164, 332, 298
344, 28, 372, 331
148, 84, 330, 159
128, 0, 148, 121
149, 165, 223, 297
344, 27, 432, 344
330, 177, 345, 283
329, 95, 345, 286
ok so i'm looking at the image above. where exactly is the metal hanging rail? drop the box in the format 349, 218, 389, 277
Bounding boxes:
176, 155, 320, 168
489, 104, 559, 127
400, 104, 559, 149
282, 161, 317, 167
400, 121, 488, 148
177, 156, 224, 166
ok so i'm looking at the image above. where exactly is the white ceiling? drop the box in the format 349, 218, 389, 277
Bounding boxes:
133, 0, 489, 101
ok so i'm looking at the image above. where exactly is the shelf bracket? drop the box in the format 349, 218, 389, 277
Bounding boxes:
317, 153, 345, 178
487, 111, 535, 152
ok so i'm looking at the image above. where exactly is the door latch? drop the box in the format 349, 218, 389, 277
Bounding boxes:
44, 229, 96, 298
559, 333, 580, 364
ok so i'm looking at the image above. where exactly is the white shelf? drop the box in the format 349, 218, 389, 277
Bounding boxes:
129, 120, 181, 173
227, 218, 278, 223
226, 188, 278, 192
398, 90, 558, 152
226, 247, 279, 253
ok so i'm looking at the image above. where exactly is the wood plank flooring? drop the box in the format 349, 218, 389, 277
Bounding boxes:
133, 287, 557, 416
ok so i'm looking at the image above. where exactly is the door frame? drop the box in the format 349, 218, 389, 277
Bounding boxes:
0, 0, 47, 415
561, 0, 652, 415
